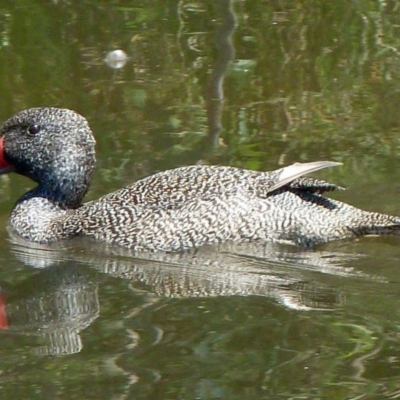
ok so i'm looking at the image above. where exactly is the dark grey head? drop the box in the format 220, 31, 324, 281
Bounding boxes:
0, 108, 96, 208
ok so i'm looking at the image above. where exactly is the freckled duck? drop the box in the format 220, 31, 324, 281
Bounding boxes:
0, 107, 399, 251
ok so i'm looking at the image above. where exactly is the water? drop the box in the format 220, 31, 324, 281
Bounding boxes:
0, 1, 400, 398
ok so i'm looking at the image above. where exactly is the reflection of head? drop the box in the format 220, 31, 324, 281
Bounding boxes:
3, 264, 99, 356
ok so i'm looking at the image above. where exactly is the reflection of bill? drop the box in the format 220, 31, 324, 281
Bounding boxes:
0, 265, 99, 355
0, 293, 7, 329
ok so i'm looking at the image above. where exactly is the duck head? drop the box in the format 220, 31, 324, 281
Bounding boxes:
0, 108, 96, 208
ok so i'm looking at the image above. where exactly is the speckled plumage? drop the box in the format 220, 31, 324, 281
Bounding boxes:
1, 107, 400, 251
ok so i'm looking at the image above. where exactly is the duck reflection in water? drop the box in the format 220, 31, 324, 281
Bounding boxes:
1, 233, 377, 357
12, 234, 356, 306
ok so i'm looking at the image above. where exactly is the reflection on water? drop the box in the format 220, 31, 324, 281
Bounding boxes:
4, 235, 384, 397
104, 49, 128, 70
0, 264, 99, 355
9, 233, 365, 315
205, 0, 236, 146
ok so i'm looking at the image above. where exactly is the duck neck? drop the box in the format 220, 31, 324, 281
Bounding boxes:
22, 177, 91, 209
9, 172, 92, 242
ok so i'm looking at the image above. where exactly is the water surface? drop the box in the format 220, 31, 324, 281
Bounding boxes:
0, 1, 400, 399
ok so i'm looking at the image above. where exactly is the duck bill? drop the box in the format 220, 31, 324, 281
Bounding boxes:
0, 137, 14, 175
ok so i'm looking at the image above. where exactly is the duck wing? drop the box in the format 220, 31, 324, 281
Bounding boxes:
93, 161, 342, 211
266, 161, 342, 194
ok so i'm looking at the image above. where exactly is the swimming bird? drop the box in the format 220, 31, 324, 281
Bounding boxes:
0, 107, 399, 251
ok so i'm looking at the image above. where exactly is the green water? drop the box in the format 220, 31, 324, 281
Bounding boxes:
0, 1, 400, 398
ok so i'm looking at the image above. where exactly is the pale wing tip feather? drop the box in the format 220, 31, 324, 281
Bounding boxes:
267, 161, 342, 194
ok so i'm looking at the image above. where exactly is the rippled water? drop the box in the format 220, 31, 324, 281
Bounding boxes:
0, 1, 400, 399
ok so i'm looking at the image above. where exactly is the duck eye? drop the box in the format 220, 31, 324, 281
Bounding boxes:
27, 124, 41, 135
